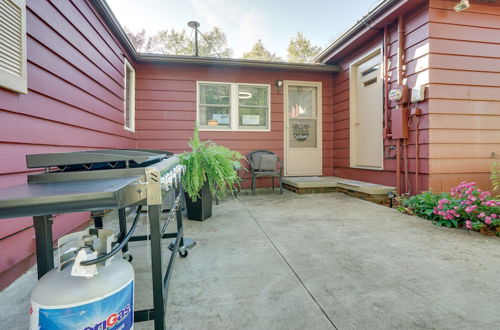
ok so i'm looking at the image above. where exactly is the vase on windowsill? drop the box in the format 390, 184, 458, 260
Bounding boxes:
180, 124, 243, 221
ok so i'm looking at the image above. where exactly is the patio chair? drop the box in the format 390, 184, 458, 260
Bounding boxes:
248, 150, 283, 195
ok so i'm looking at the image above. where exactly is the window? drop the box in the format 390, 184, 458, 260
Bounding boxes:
124, 59, 135, 132
198, 82, 270, 131
0, 0, 27, 94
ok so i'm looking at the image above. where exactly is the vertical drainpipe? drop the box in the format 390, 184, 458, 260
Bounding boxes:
397, 15, 407, 194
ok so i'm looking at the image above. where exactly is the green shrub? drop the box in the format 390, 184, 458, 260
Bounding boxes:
399, 182, 500, 232
398, 191, 451, 222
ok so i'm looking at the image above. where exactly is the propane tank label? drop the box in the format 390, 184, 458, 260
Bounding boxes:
30, 280, 133, 330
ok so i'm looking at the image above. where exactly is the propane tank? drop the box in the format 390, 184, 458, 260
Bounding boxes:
29, 229, 134, 330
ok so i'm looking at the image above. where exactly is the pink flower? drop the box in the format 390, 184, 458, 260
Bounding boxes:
491, 214, 498, 219
438, 204, 443, 210
478, 212, 486, 218
465, 220, 472, 229
454, 206, 459, 210
485, 217, 492, 225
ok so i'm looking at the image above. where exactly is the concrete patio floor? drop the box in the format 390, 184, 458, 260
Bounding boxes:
2, 190, 500, 329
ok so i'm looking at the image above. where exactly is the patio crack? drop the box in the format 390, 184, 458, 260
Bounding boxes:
241, 201, 338, 330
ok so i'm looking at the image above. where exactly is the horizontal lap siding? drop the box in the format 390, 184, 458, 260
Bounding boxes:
331, 3, 430, 192
135, 64, 334, 185
428, 0, 500, 192
0, 0, 135, 289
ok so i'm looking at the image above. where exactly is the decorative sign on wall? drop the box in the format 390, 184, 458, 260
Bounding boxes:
242, 115, 260, 126
292, 123, 310, 142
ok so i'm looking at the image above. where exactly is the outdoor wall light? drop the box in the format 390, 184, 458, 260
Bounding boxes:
275, 79, 283, 93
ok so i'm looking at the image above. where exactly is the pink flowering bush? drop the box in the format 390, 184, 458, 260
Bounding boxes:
433, 182, 500, 232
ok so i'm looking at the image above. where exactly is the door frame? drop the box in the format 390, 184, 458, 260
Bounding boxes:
349, 44, 384, 170
283, 80, 323, 176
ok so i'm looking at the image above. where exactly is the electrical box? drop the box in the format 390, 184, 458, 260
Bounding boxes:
388, 86, 409, 104
391, 108, 409, 139
411, 85, 425, 102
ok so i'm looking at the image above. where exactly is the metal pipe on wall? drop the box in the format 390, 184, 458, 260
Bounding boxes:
415, 115, 420, 194
397, 15, 409, 194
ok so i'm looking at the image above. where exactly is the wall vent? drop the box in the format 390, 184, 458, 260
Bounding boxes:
0, 0, 23, 77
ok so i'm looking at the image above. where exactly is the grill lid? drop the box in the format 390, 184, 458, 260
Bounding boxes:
26, 149, 173, 171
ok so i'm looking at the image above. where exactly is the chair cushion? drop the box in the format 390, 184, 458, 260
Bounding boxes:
258, 154, 277, 171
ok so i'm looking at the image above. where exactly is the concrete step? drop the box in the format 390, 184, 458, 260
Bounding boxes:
282, 176, 396, 204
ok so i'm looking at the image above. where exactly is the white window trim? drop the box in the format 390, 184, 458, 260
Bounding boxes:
197, 81, 271, 132
0, 0, 27, 94
348, 44, 384, 170
123, 58, 135, 132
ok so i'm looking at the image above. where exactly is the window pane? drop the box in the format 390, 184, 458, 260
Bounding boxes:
199, 106, 231, 128
199, 84, 230, 105
238, 85, 268, 106
288, 86, 316, 117
289, 119, 317, 148
238, 107, 268, 129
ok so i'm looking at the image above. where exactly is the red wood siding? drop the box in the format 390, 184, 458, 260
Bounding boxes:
427, 0, 500, 192
330, 2, 431, 193
0, 0, 135, 289
135, 63, 334, 186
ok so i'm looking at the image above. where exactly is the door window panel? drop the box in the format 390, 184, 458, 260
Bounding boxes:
288, 86, 316, 118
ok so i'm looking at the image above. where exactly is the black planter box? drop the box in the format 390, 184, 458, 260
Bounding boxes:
185, 182, 213, 221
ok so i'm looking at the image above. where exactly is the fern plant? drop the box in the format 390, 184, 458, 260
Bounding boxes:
492, 162, 500, 198
180, 126, 243, 202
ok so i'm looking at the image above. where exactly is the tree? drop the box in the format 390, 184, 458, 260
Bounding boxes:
125, 26, 233, 57
149, 28, 192, 55
242, 39, 282, 62
196, 27, 233, 58
286, 32, 322, 63
124, 27, 154, 53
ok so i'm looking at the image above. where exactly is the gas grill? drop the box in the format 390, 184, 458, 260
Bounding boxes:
0, 149, 193, 329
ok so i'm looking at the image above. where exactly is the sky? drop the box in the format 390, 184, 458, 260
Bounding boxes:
107, 0, 382, 59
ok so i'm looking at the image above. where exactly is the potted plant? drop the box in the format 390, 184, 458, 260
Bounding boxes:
180, 126, 243, 221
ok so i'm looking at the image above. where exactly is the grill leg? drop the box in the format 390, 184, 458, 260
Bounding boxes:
175, 186, 185, 247
33, 215, 54, 279
118, 208, 129, 254
149, 204, 165, 330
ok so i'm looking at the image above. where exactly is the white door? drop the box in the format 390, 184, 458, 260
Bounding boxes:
284, 81, 322, 176
350, 49, 383, 169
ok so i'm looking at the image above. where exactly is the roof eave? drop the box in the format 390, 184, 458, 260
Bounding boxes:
137, 53, 340, 72
91, 0, 138, 59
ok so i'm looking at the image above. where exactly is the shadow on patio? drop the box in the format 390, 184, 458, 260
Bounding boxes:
2, 190, 500, 329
